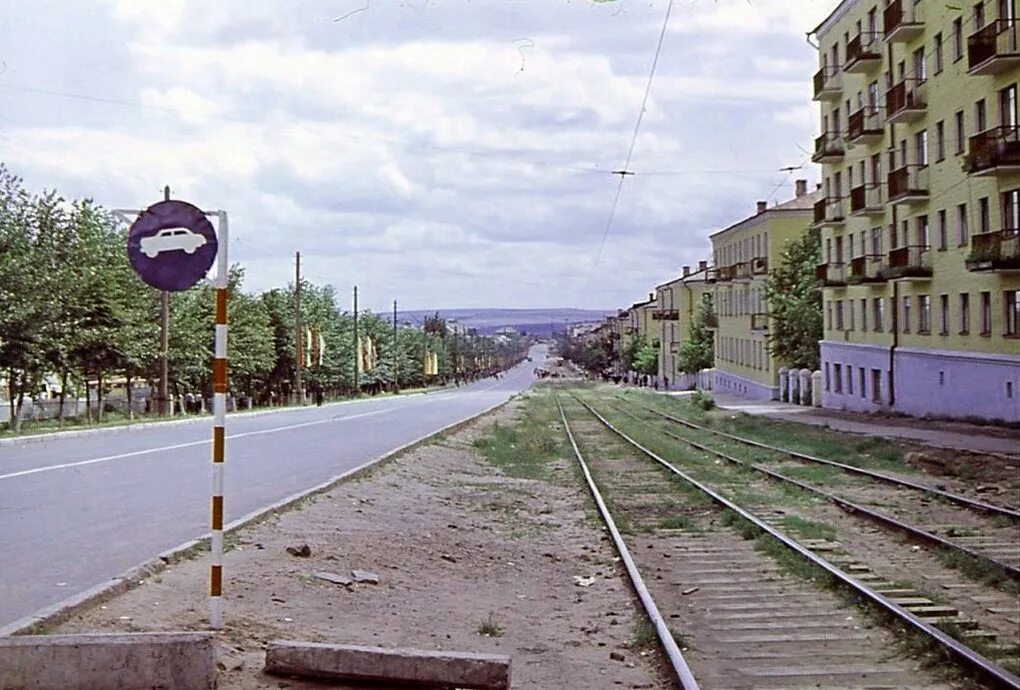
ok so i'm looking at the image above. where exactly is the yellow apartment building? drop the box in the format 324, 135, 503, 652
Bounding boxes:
812, 0, 1020, 422
653, 262, 713, 388
710, 180, 821, 400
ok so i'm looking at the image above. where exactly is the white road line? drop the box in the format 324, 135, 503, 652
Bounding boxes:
0, 371, 525, 484
0, 407, 399, 482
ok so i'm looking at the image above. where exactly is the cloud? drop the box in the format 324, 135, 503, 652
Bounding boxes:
0, 0, 839, 311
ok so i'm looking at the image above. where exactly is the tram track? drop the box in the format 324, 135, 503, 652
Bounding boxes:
558, 390, 1020, 689
607, 398, 1020, 584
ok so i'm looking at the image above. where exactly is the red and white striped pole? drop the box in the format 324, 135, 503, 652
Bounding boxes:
210, 210, 228, 629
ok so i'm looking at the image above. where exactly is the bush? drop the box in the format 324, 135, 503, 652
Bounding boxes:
689, 390, 715, 411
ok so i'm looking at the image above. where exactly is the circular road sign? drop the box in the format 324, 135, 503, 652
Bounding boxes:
127, 200, 218, 292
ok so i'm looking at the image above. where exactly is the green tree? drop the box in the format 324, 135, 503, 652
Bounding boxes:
677, 293, 715, 375
764, 229, 822, 371
633, 341, 659, 376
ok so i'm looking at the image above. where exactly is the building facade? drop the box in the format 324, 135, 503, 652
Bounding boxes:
813, 0, 1020, 421
654, 263, 713, 387
710, 181, 821, 400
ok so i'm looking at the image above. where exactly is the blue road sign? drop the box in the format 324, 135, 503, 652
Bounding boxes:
127, 200, 218, 292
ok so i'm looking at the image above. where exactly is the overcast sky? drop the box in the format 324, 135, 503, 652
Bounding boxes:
0, 0, 840, 312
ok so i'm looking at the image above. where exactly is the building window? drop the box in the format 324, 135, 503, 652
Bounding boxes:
871, 369, 882, 403
979, 197, 990, 234
919, 295, 931, 333
958, 203, 969, 246
952, 17, 963, 61
935, 121, 946, 162
826, 301, 832, 330
937, 210, 948, 250
960, 293, 971, 334
847, 365, 854, 395
860, 298, 868, 332
833, 363, 843, 393
903, 296, 912, 333
836, 300, 845, 330
1007, 291, 1020, 336
849, 299, 855, 331
976, 98, 987, 132
873, 297, 884, 331
913, 46, 926, 82
859, 368, 866, 399
974, 1, 986, 29
825, 363, 831, 391
981, 291, 992, 335
955, 110, 966, 154
934, 32, 944, 73
940, 294, 950, 335
916, 129, 929, 166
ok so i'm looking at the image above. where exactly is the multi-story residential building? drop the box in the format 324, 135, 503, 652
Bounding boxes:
654, 262, 713, 387
812, 0, 1020, 422
710, 180, 821, 399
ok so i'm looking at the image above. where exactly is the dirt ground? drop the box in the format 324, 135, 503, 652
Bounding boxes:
53, 397, 669, 689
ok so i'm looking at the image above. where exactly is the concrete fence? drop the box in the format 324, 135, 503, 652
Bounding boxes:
778, 367, 823, 407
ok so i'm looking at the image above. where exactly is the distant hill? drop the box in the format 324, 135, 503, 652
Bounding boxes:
395, 308, 612, 337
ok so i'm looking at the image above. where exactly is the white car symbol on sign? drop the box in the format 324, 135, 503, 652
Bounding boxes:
139, 227, 207, 258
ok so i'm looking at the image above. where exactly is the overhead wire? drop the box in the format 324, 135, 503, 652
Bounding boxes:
584, 0, 675, 278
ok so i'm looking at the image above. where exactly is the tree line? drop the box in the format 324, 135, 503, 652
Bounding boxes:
0, 164, 526, 429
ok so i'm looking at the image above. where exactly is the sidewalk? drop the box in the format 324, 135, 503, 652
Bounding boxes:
696, 391, 1020, 460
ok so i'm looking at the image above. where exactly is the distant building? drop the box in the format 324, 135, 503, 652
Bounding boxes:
654, 262, 713, 386
812, 0, 1020, 421
710, 181, 821, 400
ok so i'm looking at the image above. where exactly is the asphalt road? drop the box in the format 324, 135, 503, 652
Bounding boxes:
0, 346, 541, 628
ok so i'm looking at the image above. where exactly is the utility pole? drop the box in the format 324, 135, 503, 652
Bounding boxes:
352, 286, 359, 393
392, 299, 399, 394
294, 251, 304, 405
158, 185, 170, 415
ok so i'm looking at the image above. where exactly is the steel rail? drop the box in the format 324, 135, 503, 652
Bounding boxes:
624, 397, 1020, 521
607, 401, 1020, 582
555, 397, 700, 690
571, 394, 1020, 690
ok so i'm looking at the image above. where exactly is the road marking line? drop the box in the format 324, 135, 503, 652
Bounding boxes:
0, 407, 398, 482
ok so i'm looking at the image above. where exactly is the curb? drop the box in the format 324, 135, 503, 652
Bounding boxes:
0, 392, 520, 637
0, 389, 446, 448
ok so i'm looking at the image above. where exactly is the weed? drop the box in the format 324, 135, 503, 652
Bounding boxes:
689, 390, 715, 411
476, 612, 504, 637
776, 515, 838, 541
630, 620, 657, 649
657, 514, 696, 531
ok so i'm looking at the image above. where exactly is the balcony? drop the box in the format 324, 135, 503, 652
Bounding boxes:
964, 126, 1020, 176
703, 267, 719, 283
968, 19, 1020, 75
751, 257, 768, 275
652, 309, 680, 321
887, 165, 929, 205
848, 254, 888, 283
716, 265, 734, 282
885, 79, 926, 124
966, 228, 1020, 271
750, 313, 770, 332
847, 106, 884, 144
884, 245, 932, 279
732, 261, 752, 281
883, 0, 924, 43
813, 65, 842, 101
812, 131, 845, 163
704, 312, 719, 329
845, 32, 882, 72
849, 183, 885, 216
815, 262, 847, 287
813, 196, 846, 227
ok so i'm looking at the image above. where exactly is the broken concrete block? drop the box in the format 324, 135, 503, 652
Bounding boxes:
0, 632, 215, 690
265, 640, 510, 690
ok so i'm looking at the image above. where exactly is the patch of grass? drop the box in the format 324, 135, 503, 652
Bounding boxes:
476, 612, 504, 637
935, 546, 1020, 595
689, 390, 715, 411
630, 620, 657, 650
720, 508, 761, 541
753, 534, 833, 586
776, 515, 838, 541
657, 514, 696, 531
473, 393, 563, 481
778, 464, 847, 485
